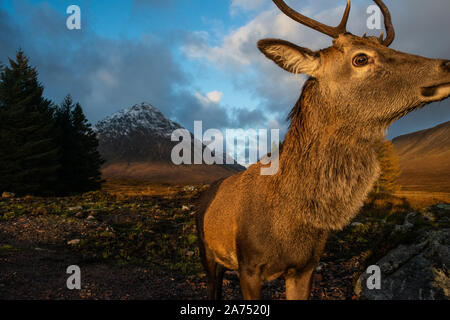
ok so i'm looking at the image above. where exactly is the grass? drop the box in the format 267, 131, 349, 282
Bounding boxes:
394, 190, 450, 209
0, 244, 18, 252
0, 185, 208, 276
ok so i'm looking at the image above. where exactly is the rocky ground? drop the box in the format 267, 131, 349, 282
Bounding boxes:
0, 187, 448, 300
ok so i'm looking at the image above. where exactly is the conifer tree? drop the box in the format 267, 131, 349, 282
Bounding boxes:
372, 138, 401, 195
54, 94, 77, 194
54, 95, 104, 194
0, 50, 60, 195
70, 102, 104, 193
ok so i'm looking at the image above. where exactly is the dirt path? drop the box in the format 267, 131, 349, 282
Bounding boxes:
0, 245, 360, 300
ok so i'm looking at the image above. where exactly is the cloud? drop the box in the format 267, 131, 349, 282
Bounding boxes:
172, 90, 232, 132
1, 0, 449, 146
182, 4, 332, 134
0, 2, 238, 134
195, 91, 224, 106
206, 91, 223, 104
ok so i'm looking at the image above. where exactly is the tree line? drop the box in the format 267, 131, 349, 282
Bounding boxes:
0, 50, 104, 196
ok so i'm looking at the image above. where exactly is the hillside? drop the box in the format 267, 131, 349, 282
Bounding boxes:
392, 121, 450, 193
95, 103, 244, 184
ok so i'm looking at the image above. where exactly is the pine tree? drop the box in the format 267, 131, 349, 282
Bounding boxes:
372, 138, 401, 195
70, 102, 104, 193
0, 50, 60, 196
54, 95, 104, 194
54, 94, 77, 194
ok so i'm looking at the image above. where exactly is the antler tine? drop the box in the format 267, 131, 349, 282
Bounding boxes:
272, 0, 351, 39
373, 0, 395, 46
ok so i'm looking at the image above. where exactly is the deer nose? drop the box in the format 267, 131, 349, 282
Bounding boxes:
443, 60, 450, 72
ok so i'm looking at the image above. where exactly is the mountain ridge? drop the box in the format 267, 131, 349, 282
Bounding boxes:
392, 121, 450, 193
393, 121, 450, 157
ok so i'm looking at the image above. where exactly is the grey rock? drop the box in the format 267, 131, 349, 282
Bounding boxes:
186, 251, 195, 257
351, 222, 364, 227
394, 212, 416, 233
436, 204, 450, 210
68, 206, 83, 212
356, 228, 450, 300
67, 239, 81, 245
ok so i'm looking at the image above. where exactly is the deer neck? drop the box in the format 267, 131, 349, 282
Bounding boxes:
273, 79, 382, 231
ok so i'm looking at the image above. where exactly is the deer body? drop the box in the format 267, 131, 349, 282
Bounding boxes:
197, 1, 450, 300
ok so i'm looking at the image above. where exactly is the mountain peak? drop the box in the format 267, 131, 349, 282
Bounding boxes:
96, 102, 182, 139
127, 102, 159, 114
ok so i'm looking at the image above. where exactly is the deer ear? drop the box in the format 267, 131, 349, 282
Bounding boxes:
258, 39, 321, 76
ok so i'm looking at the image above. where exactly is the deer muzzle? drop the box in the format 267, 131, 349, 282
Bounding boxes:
421, 60, 450, 98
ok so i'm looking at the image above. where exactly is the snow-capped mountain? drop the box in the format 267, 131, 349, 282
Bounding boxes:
96, 102, 182, 140
95, 102, 244, 183
95, 102, 183, 163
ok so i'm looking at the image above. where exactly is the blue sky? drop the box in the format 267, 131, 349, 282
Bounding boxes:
0, 0, 449, 142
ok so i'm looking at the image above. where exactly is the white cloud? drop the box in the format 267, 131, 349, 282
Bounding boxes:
184, 9, 321, 69
206, 91, 223, 103
195, 90, 223, 106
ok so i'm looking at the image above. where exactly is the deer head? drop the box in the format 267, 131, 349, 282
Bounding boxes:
258, 0, 450, 133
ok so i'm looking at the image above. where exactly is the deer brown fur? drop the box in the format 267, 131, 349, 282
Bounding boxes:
196, 0, 450, 300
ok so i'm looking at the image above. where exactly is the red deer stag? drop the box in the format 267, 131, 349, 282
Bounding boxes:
196, 0, 450, 300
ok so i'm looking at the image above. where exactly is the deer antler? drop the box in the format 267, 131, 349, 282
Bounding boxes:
272, 0, 395, 46
272, 0, 351, 39
373, 0, 395, 46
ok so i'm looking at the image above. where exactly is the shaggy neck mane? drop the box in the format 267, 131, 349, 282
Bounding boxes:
270, 79, 381, 230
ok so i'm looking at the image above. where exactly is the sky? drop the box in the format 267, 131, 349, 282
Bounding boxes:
0, 0, 449, 143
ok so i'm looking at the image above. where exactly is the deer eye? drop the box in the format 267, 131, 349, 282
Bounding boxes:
352, 54, 370, 67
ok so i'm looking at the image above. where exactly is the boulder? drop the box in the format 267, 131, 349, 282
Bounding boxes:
436, 204, 450, 210
68, 206, 83, 211
394, 212, 415, 233
355, 204, 450, 300
351, 222, 364, 227
67, 239, 81, 245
